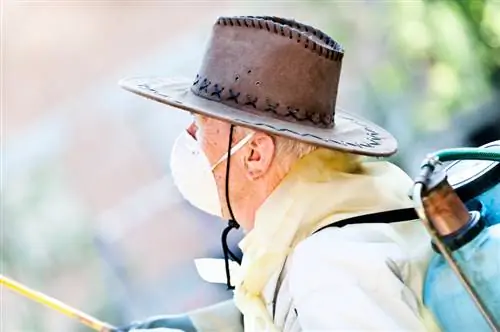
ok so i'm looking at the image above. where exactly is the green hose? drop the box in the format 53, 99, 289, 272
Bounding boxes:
415, 146, 500, 189
430, 147, 500, 163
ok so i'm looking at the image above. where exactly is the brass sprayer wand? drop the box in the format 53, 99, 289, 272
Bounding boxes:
0, 274, 117, 332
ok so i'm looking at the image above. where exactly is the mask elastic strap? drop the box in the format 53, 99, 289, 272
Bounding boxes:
221, 124, 242, 290
211, 132, 254, 172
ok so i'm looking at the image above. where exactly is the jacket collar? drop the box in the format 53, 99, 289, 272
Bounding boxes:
234, 148, 416, 331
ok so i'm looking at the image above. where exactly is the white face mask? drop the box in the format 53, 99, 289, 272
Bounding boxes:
170, 129, 254, 218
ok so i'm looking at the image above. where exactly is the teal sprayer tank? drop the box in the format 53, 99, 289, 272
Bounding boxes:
446, 140, 500, 226
413, 144, 500, 331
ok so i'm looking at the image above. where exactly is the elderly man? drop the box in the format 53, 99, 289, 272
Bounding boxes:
119, 16, 439, 332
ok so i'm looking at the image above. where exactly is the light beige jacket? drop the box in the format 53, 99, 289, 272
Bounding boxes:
194, 150, 440, 331
194, 221, 438, 331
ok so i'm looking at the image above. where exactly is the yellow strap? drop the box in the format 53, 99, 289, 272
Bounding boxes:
0, 274, 116, 332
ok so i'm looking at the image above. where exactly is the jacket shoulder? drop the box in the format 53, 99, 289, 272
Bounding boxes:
289, 220, 431, 301
286, 224, 429, 331
289, 223, 410, 292
298, 221, 411, 255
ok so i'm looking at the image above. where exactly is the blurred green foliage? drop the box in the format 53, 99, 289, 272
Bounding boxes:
375, 0, 498, 130
310, 0, 499, 166
401, 0, 498, 124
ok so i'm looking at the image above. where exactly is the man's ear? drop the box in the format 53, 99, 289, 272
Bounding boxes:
244, 133, 275, 180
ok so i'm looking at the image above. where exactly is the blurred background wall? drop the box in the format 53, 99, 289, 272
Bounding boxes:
1, 0, 499, 331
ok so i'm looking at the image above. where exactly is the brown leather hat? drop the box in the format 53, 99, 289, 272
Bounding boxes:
120, 16, 397, 156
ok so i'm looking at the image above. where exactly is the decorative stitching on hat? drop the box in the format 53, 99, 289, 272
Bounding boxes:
310, 112, 321, 124
323, 113, 333, 125
211, 84, 224, 100
191, 75, 334, 127
287, 106, 306, 120
265, 99, 280, 113
227, 89, 241, 104
244, 94, 258, 108
136, 82, 381, 148
216, 16, 344, 61
236, 116, 383, 148
193, 74, 200, 86
199, 78, 211, 93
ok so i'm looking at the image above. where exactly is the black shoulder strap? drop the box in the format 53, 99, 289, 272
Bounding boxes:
313, 208, 418, 234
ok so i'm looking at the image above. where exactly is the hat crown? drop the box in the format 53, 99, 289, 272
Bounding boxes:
191, 16, 344, 128
119, 15, 398, 157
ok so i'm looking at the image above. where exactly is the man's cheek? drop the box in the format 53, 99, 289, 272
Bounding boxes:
214, 172, 225, 188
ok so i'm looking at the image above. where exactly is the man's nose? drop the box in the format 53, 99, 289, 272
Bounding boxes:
187, 121, 198, 140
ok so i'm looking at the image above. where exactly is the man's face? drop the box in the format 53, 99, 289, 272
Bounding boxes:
189, 115, 276, 228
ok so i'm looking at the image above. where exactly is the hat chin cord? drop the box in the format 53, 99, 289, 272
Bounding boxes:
221, 125, 242, 290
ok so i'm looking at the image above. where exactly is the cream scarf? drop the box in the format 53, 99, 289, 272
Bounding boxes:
232, 148, 437, 331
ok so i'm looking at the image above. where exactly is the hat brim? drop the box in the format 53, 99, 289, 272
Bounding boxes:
119, 76, 398, 157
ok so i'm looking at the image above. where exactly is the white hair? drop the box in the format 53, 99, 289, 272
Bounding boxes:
273, 135, 317, 160
236, 126, 361, 173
